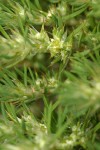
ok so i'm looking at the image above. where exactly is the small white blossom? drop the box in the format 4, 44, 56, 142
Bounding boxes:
57, 2, 67, 16
19, 9, 25, 17
66, 140, 74, 145
47, 7, 55, 19
35, 134, 46, 149
15, 35, 24, 43
48, 77, 58, 88
35, 79, 42, 86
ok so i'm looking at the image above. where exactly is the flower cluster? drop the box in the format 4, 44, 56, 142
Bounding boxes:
54, 124, 86, 149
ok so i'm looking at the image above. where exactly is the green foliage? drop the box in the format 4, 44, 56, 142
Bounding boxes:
0, 0, 100, 149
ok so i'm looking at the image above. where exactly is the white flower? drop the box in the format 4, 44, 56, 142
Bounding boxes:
66, 139, 74, 145
57, 2, 67, 16
47, 7, 55, 19
35, 79, 42, 86
19, 9, 25, 17
48, 77, 58, 88
35, 134, 46, 149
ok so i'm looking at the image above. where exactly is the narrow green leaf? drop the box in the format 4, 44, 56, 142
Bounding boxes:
0, 25, 10, 39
